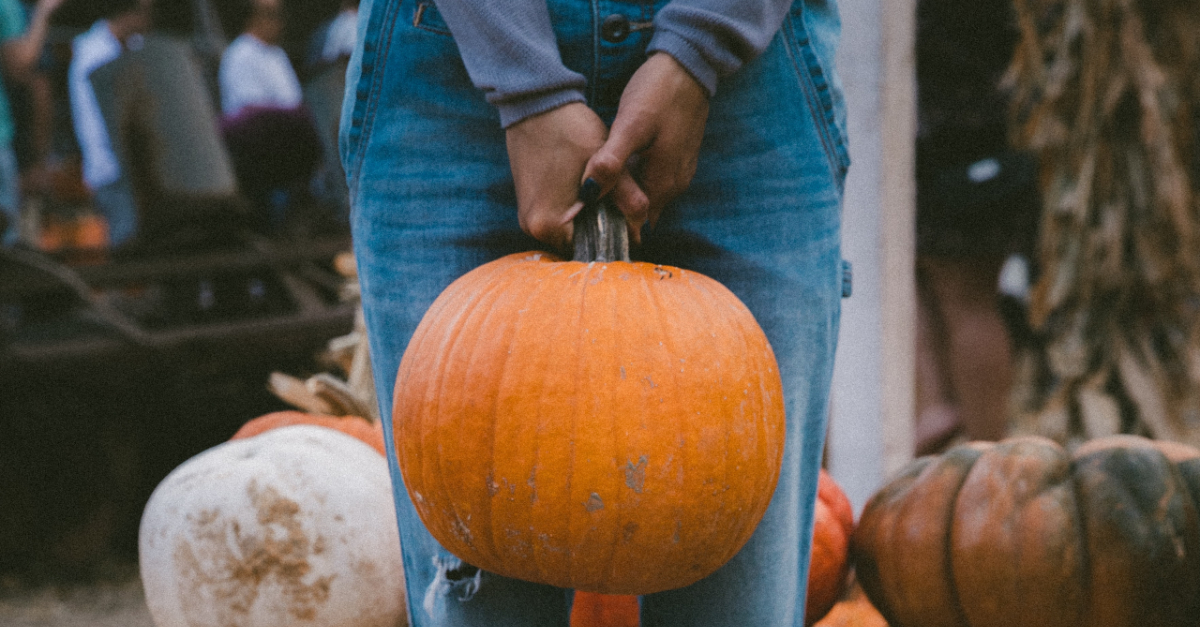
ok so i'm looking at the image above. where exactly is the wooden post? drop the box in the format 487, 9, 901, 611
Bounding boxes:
827, 0, 918, 512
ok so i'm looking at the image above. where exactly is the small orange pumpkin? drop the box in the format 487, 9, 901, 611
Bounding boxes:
568, 469, 853, 627
806, 469, 855, 625
813, 582, 889, 627
570, 592, 640, 627
231, 410, 386, 456
37, 212, 109, 253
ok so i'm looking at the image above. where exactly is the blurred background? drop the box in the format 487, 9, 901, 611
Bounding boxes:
1, 0, 359, 585
4, 0, 1200, 623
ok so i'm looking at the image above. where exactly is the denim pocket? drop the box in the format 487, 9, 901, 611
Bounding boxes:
343, 0, 451, 197
412, 1, 452, 36
342, 0, 402, 199
780, 11, 850, 191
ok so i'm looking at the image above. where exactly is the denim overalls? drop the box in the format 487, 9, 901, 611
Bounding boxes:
340, 1, 849, 624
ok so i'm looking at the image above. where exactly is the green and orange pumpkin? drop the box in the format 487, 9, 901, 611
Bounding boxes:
853, 435, 1200, 627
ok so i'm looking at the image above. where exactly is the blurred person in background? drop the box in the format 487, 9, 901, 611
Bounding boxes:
0, 0, 65, 245
218, 0, 298, 116
912, 0, 1040, 454
304, 0, 355, 73
297, 0, 358, 228
218, 0, 321, 233
68, 0, 153, 248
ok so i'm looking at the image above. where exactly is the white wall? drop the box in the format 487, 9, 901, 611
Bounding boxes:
828, 0, 918, 512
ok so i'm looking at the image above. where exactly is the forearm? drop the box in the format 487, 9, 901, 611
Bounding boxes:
435, 0, 586, 128
648, 0, 794, 96
2, 1, 54, 83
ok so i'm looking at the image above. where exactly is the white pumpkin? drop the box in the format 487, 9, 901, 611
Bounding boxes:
139, 425, 407, 627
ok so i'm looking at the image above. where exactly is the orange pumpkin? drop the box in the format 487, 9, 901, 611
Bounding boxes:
806, 469, 855, 625
570, 592, 640, 627
37, 212, 109, 254
393, 249, 786, 595
568, 469, 853, 627
813, 582, 889, 627
853, 435, 1200, 627
232, 410, 386, 456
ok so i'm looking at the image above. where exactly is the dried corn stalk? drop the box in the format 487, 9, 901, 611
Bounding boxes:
1006, 0, 1200, 447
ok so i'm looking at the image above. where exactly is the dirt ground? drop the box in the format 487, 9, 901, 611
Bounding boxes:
0, 564, 154, 624
0, 568, 154, 627
0, 335, 329, 627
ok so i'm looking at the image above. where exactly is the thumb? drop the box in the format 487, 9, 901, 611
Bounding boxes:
583, 120, 650, 194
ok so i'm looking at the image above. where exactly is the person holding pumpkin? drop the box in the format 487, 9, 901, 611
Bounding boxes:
341, 0, 848, 625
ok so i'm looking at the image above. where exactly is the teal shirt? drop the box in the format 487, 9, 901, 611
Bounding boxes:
0, 0, 26, 147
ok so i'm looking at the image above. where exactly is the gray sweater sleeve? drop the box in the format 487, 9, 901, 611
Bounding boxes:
647, 0, 796, 95
432, 0, 587, 128
433, 0, 793, 127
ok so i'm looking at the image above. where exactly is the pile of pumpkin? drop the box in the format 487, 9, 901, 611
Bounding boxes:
134, 242, 874, 626
135, 229, 1200, 626
135, 406, 868, 627
137, 407, 1200, 627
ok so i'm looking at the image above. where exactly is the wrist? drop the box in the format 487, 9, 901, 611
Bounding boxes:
646, 34, 717, 98
497, 89, 587, 129
647, 51, 710, 103
32, 1, 54, 24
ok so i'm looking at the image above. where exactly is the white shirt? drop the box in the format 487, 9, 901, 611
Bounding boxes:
219, 33, 303, 117
69, 21, 124, 190
320, 9, 357, 63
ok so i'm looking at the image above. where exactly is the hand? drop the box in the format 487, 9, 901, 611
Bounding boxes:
584, 53, 710, 237
1, 0, 65, 82
20, 161, 50, 195
36, 0, 67, 14
506, 103, 647, 251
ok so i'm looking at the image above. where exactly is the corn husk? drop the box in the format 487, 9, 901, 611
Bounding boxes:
1006, 0, 1200, 447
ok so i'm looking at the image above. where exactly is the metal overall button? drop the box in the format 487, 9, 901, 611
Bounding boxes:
841, 260, 853, 298
601, 14, 653, 43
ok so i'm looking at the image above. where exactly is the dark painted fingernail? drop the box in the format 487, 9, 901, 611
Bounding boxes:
580, 178, 600, 206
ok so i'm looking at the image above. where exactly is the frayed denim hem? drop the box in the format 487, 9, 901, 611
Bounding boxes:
423, 556, 483, 619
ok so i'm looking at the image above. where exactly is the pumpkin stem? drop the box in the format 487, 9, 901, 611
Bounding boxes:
573, 197, 630, 263
268, 371, 377, 420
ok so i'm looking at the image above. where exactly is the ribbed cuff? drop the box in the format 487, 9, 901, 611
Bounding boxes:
646, 30, 719, 97
496, 89, 587, 128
